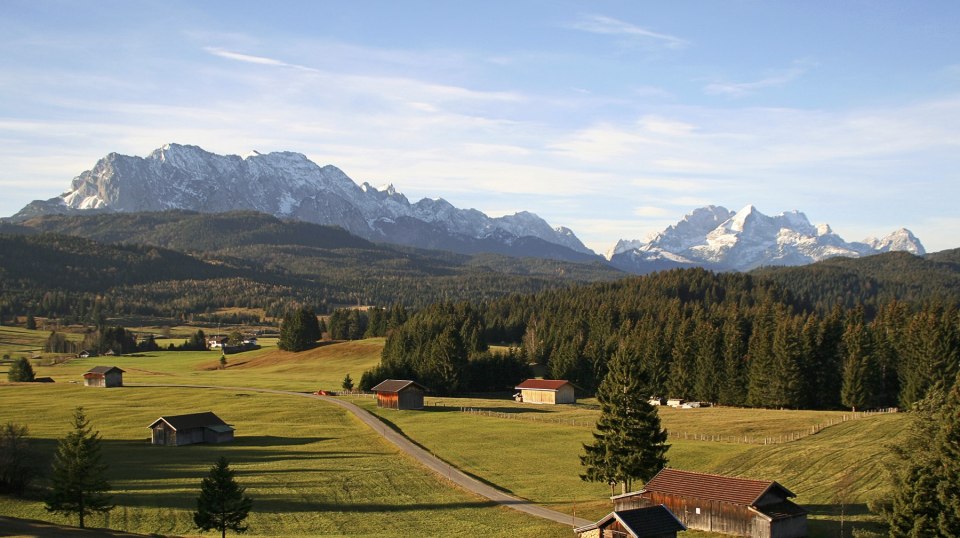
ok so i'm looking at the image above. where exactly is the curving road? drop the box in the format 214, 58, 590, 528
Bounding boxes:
133, 384, 592, 529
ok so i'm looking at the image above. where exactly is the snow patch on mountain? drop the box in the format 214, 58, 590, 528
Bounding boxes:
609, 204, 925, 273
12, 143, 595, 259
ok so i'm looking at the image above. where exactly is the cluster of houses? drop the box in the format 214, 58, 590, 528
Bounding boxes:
207, 335, 260, 354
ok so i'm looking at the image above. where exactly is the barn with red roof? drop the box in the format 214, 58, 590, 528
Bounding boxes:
612, 468, 807, 538
514, 379, 575, 404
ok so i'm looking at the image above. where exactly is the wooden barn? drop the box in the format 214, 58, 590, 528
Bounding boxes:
613, 468, 807, 538
83, 366, 124, 388
514, 379, 575, 404
148, 411, 235, 446
370, 380, 427, 410
575, 504, 686, 538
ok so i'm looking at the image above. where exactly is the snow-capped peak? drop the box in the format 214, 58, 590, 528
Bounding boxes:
607, 205, 926, 273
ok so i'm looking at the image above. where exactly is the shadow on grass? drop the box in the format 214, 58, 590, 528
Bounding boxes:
805, 504, 886, 537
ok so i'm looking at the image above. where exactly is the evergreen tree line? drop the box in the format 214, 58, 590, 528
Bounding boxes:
359, 302, 529, 395
326, 305, 407, 340
363, 269, 959, 409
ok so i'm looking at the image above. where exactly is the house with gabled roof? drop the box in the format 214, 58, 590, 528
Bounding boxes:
148, 411, 235, 446
575, 504, 686, 538
514, 379, 575, 404
83, 366, 124, 388
370, 379, 427, 410
613, 468, 807, 538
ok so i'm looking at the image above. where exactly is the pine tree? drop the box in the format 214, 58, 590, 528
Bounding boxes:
6, 357, 35, 382
45, 407, 113, 528
884, 375, 960, 537
278, 308, 321, 352
934, 373, 960, 535
194, 457, 253, 538
581, 348, 669, 495
342, 373, 354, 392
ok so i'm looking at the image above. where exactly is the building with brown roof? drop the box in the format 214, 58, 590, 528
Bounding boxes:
613, 468, 807, 538
83, 366, 124, 388
148, 411, 235, 446
575, 504, 686, 538
514, 379, 575, 404
370, 379, 427, 410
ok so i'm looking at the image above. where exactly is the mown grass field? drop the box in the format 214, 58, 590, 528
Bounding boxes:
1, 333, 908, 537
353, 396, 904, 537
0, 384, 570, 537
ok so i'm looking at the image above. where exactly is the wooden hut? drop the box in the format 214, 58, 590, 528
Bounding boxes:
148, 411, 235, 446
575, 504, 686, 538
514, 379, 575, 404
370, 380, 427, 410
613, 468, 807, 538
83, 366, 124, 388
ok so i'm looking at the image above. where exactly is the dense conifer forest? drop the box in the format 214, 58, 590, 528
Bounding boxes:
364, 268, 959, 409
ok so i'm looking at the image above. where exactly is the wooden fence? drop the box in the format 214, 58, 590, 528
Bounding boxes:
458, 406, 898, 445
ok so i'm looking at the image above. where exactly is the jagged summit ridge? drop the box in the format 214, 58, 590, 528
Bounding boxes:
609, 204, 925, 273
13, 144, 595, 260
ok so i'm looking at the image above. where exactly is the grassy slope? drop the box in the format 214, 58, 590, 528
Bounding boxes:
0, 384, 569, 537
3, 337, 906, 537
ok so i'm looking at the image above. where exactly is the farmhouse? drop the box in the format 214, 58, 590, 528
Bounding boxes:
83, 366, 124, 388
370, 379, 427, 410
575, 504, 686, 538
612, 468, 807, 538
148, 411, 235, 446
514, 379, 575, 404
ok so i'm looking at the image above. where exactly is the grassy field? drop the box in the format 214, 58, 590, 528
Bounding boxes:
353, 395, 904, 537
0, 384, 570, 537
1, 335, 907, 537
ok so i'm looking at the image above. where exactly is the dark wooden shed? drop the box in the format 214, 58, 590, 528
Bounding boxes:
148, 411, 235, 446
613, 468, 807, 538
370, 379, 427, 410
83, 366, 124, 388
575, 504, 686, 538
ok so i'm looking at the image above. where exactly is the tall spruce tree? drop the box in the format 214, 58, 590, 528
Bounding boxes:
6, 357, 35, 382
581, 348, 669, 495
45, 407, 113, 528
883, 373, 960, 537
194, 457, 253, 538
278, 308, 321, 352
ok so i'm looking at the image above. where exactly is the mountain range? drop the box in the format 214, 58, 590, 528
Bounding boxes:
607, 205, 925, 273
9, 143, 927, 272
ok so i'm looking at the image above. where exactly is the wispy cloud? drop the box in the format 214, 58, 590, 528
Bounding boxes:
704, 60, 815, 97
204, 47, 318, 72
568, 15, 689, 49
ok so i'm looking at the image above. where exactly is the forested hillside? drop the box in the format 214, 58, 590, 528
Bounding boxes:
0, 211, 621, 323
364, 268, 959, 410
752, 249, 960, 313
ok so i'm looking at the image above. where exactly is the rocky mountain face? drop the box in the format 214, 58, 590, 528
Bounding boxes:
12, 144, 597, 262
609, 205, 926, 274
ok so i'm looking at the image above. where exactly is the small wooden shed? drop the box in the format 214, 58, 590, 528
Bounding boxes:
575, 504, 686, 538
83, 366, 124, 388
148, 411, 235, 446
370, 379, 427, 410
514, 379, 575, 404
613, 468, 807, 538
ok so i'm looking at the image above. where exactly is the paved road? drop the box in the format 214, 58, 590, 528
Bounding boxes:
134, 384, 592, 529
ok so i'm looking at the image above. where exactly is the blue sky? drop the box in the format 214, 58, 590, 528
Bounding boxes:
2, 0, 958, 253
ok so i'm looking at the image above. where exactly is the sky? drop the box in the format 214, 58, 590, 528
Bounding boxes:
1, 0, 958, 254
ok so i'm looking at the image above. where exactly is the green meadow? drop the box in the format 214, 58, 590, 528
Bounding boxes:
0, 329, 907, 537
